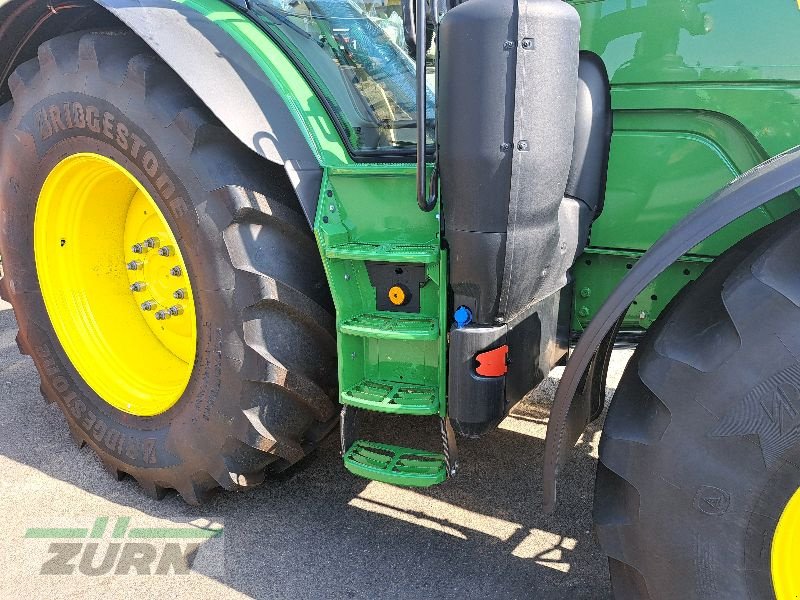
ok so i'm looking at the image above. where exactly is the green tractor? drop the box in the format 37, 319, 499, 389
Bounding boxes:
1, 0, 799, 596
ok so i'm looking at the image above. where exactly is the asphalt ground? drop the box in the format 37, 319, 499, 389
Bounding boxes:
0, 297, 634, 600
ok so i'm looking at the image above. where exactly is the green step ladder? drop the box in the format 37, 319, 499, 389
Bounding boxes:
315, 172, 457, 488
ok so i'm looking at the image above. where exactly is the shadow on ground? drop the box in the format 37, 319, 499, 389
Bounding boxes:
0, 303, 625, 600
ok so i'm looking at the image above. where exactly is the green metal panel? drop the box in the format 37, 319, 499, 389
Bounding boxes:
569, 0, 800, 327
571, 249, 711, 331
591, 111, 796, 256
164, 3, 445, 406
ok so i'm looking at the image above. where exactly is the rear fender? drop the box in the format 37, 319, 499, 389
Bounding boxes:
0, 0, 324, 225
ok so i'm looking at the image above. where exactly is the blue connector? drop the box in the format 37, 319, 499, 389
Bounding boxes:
454, 306, 473, 329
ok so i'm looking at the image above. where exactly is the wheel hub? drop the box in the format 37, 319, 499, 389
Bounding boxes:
34, 153, 196, 416
124, 207, 193, 365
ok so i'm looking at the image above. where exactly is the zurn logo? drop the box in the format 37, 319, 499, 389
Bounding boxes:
24, 517, 224, 576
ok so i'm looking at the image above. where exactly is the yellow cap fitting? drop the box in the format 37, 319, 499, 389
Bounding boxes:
388, 286, 407, 306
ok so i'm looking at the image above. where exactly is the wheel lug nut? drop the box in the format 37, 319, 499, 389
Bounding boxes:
127, 260, 143, 271
158, 246, 173, 257
170, 266, 182, 277
130, 282, 147, 293
144, 237, 160, 249
154, 310, 170, 321
141, 300, 156, 311
131, 243, 145, 254
168, 304, 184, 317
173, 288, 187, 300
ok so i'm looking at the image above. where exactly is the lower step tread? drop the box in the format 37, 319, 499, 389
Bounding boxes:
343, 440, 447, 487
341, 380, 439, 415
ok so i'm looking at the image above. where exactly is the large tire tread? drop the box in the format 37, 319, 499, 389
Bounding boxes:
0, 29, 337, 504
595, 213, 800, 599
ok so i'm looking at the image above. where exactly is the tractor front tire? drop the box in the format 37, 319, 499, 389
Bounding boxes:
595, 215, 800, 599
0, 30, 337, 504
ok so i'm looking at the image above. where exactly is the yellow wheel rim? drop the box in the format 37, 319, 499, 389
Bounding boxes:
773, 486, 800, 599
34, 153, 196, 417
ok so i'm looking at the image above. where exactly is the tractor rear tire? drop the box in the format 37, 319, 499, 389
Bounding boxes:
0, 30, 338, 504
595, 214, 800, 599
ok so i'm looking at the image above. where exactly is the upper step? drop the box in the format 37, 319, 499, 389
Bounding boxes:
339, 313, 439, 341
325, 242, 439, 264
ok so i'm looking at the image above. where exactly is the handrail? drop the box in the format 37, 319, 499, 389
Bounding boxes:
417, 0, 438, 212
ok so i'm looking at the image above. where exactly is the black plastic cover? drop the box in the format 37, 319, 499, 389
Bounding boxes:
499, 0, 581, 323
441, 1, 621, 437
566, 52, 612, 216
448, 292, 568, 437
438, 0, 517, 235
439, 0, 581, 326
448, 229, 506, 325
448, 324, 508, 437
366, 262, 426, 313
